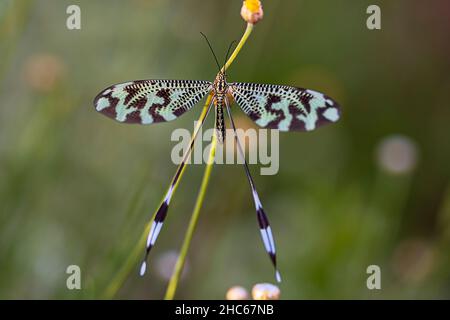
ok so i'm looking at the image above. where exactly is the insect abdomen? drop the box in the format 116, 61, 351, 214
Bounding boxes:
215, 102, 226, 144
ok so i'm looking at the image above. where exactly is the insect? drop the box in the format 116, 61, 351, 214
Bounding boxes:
93, 35, 341, 283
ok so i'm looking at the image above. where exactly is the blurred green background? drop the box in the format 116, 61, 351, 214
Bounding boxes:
1, 0, 449, 299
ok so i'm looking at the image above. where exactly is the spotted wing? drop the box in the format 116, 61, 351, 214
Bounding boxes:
229, 82, 340, 131
94, 80, 212, 124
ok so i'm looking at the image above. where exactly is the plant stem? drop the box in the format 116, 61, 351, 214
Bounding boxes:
164, 22, 254, 300
223, 23, 254, 72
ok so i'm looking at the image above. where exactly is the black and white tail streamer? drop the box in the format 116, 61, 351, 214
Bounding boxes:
139, 98, 214, 276
224, 96, 281, 283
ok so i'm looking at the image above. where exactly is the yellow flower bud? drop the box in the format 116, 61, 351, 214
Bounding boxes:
251, 283, 280, 300
240, 0, 264, 25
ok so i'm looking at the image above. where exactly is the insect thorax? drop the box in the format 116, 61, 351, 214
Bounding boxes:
213, 72, 228, 97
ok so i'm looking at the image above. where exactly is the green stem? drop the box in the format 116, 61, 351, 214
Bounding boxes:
223, 23, 254, 72
164, 22, 254, 300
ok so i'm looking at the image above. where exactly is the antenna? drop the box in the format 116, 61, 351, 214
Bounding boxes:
222, 40, 237, 75
200, 32, 222, 73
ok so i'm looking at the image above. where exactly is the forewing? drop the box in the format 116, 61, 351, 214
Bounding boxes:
229, 82, 340, 131
94, 80, 212, 124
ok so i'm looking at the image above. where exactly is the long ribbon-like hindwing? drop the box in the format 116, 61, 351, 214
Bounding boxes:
224, 96, 281, 283
139, 98, 215, 276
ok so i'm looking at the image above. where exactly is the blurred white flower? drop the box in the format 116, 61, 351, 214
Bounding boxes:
155, 250, 189, 280
251, 283, 280, 300
226, 286, 249, 300
376, 135, 418, 174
